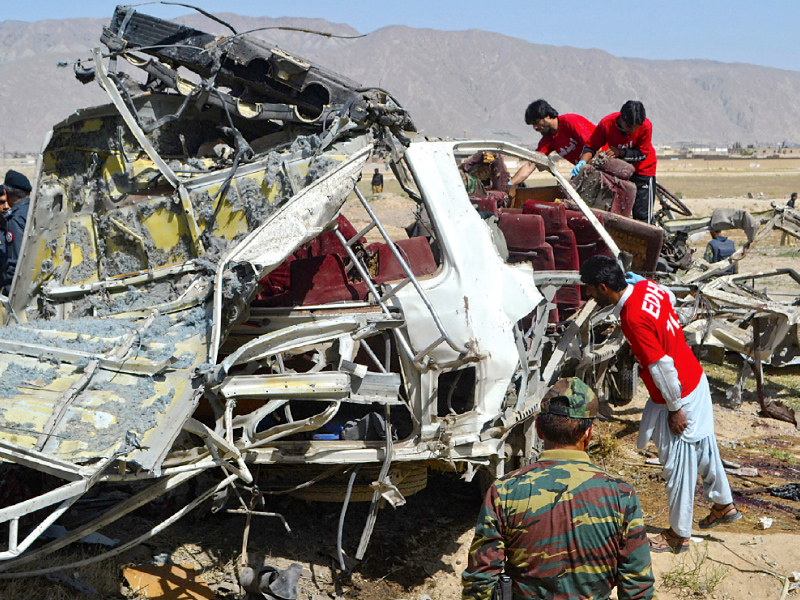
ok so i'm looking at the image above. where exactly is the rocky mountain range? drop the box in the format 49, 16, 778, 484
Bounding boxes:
1, 11, 799, 153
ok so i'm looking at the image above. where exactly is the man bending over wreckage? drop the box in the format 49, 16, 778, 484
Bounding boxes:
462, 378, 654, 600
580, 255, 741, 554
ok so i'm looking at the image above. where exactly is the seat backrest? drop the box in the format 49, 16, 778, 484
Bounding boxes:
522, 200, 567, 232
545, 229, 580, 271
309, 214, 365, 258
469, 196, 499, 216
498, 212, 546, 251
373, 237, 438, 284
565, 209, 605, 245
289, 254, 366, 305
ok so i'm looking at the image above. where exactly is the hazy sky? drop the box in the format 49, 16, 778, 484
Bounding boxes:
5, 0, 800, 72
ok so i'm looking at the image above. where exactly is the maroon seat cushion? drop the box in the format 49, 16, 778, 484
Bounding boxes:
373, 237, 438, 284
507, 244, 555, 272
289, 254, 367, 305
498, 213, 546, 251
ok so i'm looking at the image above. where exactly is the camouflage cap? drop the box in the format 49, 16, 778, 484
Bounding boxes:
541, 377, 598, 419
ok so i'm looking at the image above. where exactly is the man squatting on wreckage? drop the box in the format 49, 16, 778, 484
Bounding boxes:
580, 255, 742, 554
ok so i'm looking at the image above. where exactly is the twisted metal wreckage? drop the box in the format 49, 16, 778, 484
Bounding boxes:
0, 6, 798, 581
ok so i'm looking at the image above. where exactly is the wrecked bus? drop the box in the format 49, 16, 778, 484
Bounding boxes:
0, 7, 655, 572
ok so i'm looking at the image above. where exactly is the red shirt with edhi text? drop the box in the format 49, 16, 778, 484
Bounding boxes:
620, 280, 702, 403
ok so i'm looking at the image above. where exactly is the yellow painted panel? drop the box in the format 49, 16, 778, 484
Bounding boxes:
102, 153, 126, 195
203, 183, 249, 239
72, 245, 84, 265
56, 440, 89, 454
131, 157, 159, 179
142, 207, 190, 249
79, 119, 104, 133
42, 152, 56, 172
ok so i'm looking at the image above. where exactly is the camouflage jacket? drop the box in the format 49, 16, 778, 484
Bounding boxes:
462, 450, 654, 600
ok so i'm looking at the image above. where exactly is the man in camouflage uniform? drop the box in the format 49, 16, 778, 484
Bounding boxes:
462, 378, 654, 600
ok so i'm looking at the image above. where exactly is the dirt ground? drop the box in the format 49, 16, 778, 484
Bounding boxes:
1, 159, 800, 599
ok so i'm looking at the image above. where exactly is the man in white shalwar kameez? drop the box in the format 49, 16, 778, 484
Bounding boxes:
580, 256, 741, 553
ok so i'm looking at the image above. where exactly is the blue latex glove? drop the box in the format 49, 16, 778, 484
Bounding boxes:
570, 160, 586, 178
625, 271, 645, 285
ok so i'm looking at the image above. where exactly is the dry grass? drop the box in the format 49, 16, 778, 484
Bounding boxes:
589, 429, 625, 461
661, 542, 728, 598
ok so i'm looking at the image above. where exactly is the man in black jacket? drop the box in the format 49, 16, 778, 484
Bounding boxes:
1, 170, 32, 295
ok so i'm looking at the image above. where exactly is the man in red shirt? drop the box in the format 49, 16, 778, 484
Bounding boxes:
577, 101, 657, 223
579, 255, 741, 554
508, 99, 596, 186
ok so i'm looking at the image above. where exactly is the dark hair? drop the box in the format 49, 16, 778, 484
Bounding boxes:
579, 255, 626, 291
792, 192, 797, 199
524, 99, 559, 124
537, 403, 593, 445
5, 186, 27, 203
620, 100, 646, 127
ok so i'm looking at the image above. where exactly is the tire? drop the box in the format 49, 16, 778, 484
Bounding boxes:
609, 349, 638, 406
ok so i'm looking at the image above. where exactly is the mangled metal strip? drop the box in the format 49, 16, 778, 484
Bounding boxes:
107, 217, 149, 269
701, 286, 800, 322
209, 146, 371, 362
356, 405, 394, 560
110, 278, 211, 319
92, 48, 179, 188
541, 299, 597, 385
531, 271, 583, 288
332, 228, 418, 364
353, 186, 467, 357
0, 469, 201, 572
0, 479, 89, 526
177, 186, 205, 256
182, 418, 252, 484
217, 372, 403, 405
0, 453, 117, 559
215, 317, 366, 379
0, 474, 237, 577
0, 441, 83, 481
218, 372, 349, 399
0, 339, 170, 376
2, 498, 73, 560
244, 402, 340, 451
42, 262, 201, 298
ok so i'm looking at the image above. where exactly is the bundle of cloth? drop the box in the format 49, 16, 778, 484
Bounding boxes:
570, 153, 636, 217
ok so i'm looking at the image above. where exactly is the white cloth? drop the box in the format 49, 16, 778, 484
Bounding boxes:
648, 355, 682, 411
637, 373, 733, 538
